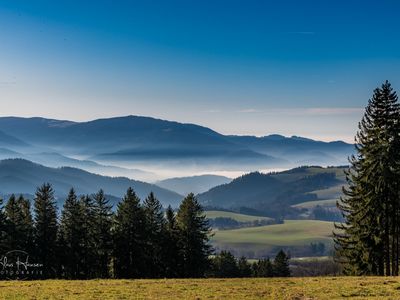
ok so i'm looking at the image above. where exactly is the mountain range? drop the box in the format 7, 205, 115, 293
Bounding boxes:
0, 116, 354, 178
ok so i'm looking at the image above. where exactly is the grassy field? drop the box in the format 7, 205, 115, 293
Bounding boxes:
205, 210, 272, 222
1, 277, 400, 299
211, 220, 335, 256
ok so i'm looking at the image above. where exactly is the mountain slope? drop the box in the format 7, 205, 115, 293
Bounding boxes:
198, 166, 346, 217
0, 159, 182, 207
156, 174, 232, 195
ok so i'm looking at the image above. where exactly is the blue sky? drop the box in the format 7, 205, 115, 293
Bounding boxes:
0, 0, 399, 142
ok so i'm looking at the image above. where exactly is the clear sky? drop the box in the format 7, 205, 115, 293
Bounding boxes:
0, 0, 399, 142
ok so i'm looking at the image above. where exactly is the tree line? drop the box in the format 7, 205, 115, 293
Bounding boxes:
335, 81, 400, 276
0, 184, 290, 279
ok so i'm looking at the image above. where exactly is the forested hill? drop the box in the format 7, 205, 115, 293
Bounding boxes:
0, 159, 183, 207
198, 166, 347, 218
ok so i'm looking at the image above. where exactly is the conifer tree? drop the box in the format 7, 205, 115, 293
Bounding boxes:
237, 256, 252, 277
4, 194, 33, 253
79, 195, 96, 278
59, 189, 86, 278
91, 189, 113, 278
163, 205, 181, 277
0, 197, 7, 254
143, 192, 165, 277
33, 183, 58, 278
113, 187, 146, 278
335, 81, 400, 275
252, 258, 273, 277
210, 251, 239, 277
17, 195, 34, 254
176, 193, 212, 277
273, 250, 290, 277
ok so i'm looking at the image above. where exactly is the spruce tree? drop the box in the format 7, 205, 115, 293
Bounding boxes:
252, 258, 273, 277
176, 193, 212, 277
91, 189, 113, 278
33, 183, 58, 278
210, 251, 239, 278
237, 256, 252, 277
0, 197, 7, 254
113, 187, 146, 278
4, 194, 33, 252
143, 192, 165, 278
335, 81, 400, 275
79, 195, 96, 278
17, 195, 34, 254
273, 250, 290, 277
59, 188, 86, 278
163, 205, 181, 277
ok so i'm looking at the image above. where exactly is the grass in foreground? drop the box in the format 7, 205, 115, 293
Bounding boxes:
1, 277, 400, 299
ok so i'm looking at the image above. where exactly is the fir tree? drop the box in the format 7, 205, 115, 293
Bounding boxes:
273, 250, 290, 277
79, 195, 96, 278
335, 81, 400, 275
237, 256, 252, 277
176, 193, 212, 277
33, 183, 58, 278
59, 188, 86, 278
163, 205, 181, 277
91, 189, 113, 278
113, 187, 146, 278
4, 194, 33, 253
210, 251, 239, 278
252, 258, 273, 277
0, 197, 7, 254
143, 192, 165, 278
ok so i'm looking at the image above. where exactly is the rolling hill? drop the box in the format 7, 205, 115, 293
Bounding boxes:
156, 174, 232, 195
0, 159, 183, 207
198, 166, 347, 217
211, 220, 335, 258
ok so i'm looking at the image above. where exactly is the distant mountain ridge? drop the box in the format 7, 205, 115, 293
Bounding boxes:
0, 159, 183, 207
0, 116, 354, 171
156, 174, 232, 195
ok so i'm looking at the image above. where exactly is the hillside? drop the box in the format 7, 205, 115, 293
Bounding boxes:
198, 166, 346, 217
0, 159, 182, 207
156, 174, 231, 195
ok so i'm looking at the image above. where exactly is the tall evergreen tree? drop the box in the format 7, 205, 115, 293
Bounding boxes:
59, 188, 86, 278
143, 192, 165, 278
176, 193, 212, 277
17, 195, 34, 254
4, 194, 33, 252
79, 195, 96, 278
33, 183, 58, 277
113, 187, 146, 278
163, 205, 181, 278
273, 250, 290, 277
252, 258, 273, 277
92, 189, 113, 278
335, 81, 400, 275
0, 197, 7, 254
